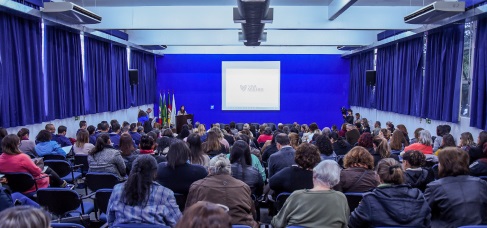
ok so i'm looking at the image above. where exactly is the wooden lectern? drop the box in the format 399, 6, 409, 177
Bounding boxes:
176, 114, 194, 133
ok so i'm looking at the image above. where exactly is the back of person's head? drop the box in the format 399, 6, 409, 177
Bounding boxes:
419, 130, 432, 146
75, 129, 89, 147
479, 131, 487, 154
162, 128, 174, 137
178, 128, 190, 139
295, 143, 321, 169
122, 121, 130, 128
438, 147, 469, 178
396, 124, 408, 135
140, 135, 155, 150
440, 134, 456, 149
137, 126, 144, 133
376, 158, 404, 185
355, 122, 362, 130
459, 132, 475, 147
36, 130, 52, 143
17, 128, 29, 139
0, 206, 50, 228
90, 133, 111, 155
375, 121, 381, 128
58, 125, 67, 134
402, 150, 425, 168
112, 123, 121, 133
264, 127, 272, 135
358, 132, 373, 149
380, 128, 391, 140
309, 123, 319, 132
389, 130, 405, 151
288, 132, 300, 149
87, 125, 96, 135
138, 110, 146, 118
373, 136, 391, 159
129, 123, 137, 132
79, 120, 87, 128
229, 140, 251, 166
444, 125, 451, 134
315, 134, 333, 156
167, 140, 190, 169
313, 160, 341, 188
2, 134, 21, 155
282, 126, 290, 135
119, 134, 135, 156
414, 128, 424, 140
436, 125, 445, 136
229, 122, 236, 129
123, 155, 158, 206
234, 133, 250, 145
100, 122, 110, 132
187, 133, 204, 164
175, 201, 231, 228
208, 154, 231, 175
110, 119, 118, 127
120, 127, 129, 134
343, 146, 375, 169
275, 133, 290, 146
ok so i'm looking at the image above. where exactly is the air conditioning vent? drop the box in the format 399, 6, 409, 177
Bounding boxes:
404, 1, 465, 24
42, 2, 102, 24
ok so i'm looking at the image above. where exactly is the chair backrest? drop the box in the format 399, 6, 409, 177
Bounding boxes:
43, 154, 66, 161
4, 172, 35, 193
74, 155, 89, 174
275, 192, 292, 211
232, 225, 252, 228
112, 224, 170, 228
267, 123, 276, 131
173, 193, 187, 212
85, 172, 121, 192
236, 123, 244, 131
479, 176, 487, 182
344, 192, 364, 212
37, 188, 81, 217
50, 223, 85, 228
95, 189, 113, 214
44, 160, 72, 177
250, 123, 260, 130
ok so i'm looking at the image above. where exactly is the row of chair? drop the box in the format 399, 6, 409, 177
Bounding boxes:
217, 122, 294, 132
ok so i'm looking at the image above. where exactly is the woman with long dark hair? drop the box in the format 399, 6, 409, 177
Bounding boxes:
107, 155, 181, 226
187, 133, 209, 168
229, 140, 263, 196
157, 141, 207, 195
435, 134, 456, 156
88, 134, 126, 180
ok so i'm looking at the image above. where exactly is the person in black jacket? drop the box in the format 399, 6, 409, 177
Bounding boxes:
425, 147, 487, 228
349, 158, 431, 228
402, 150, 434, 191
229, 140, 263, 196
330, 132, 351, 156
468, 131, 487, 165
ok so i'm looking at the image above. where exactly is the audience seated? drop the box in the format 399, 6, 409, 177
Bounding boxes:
35, 130, 66, 157
261, 131, 281, 163
372, 136, 400, 163
185, 154, 258, 228
404, 130, 433, 155
334, 146, 379, 192
0, 206, 50, 228
468, 131, 487, 164
156, 141, 208, 195
87, 125, 97, 145
119, 134, 138, 175
434, 134, 456, 156
315, 135, 337, 161
107, 155, 181, 226
72, 129, 94, 155
187, 133, 210, 168
109, 123, 121, 149
234, 134, 265, 180
257, 127, 273, 144
459, 132, 476, 153
389, 130, 405, 154
425, 147, 487, 227
338, 123, 347, 138
271, 160, 349, 228
268, 133, 296, 178
349, 158, 431, 227
228, 140, 263, 196
288, 132, 301, 150
345, 124, 360, 146
330, 132, 351, 156
175, 201, 232, 228
402, 150, 434, 191
156, 129, 176, 155
372, 121, 381, 136
17, 128, 38, 158
396, 124, 410, 146
88, 134, 126, 181
51, 125, 72, 147
222, 127, 235, 146
128, 123, 142, 146
211, 127, 230, 150
410, 127, 424, 144
379, 128, 391, 141
269, 143, 321, 197
202, 131, 228, 157
358, 133, 379, 165
137, 135, 156, 155
433, 125, 447, 153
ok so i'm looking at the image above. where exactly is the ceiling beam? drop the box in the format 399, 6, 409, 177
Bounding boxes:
328, 0, 357, 20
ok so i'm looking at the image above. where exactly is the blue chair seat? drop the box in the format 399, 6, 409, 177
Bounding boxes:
68, 202, 95, 217
112, 224, 170, 228
61, 172, 82, 183
50, 223, 85, 228
99, 213, 107, 223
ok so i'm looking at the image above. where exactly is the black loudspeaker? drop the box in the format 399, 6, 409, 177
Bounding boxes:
366, 70, 376, 86
129, 69, 138, 85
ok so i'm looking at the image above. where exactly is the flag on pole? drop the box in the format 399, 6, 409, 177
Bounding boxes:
162, 93, 167, 125
170, 93, 176, 126
167, 91, 172, 126
159, 92, 163, 124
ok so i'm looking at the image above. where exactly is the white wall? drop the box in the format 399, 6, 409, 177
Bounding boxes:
6, 104, 154, 138
351, 106, 484, 140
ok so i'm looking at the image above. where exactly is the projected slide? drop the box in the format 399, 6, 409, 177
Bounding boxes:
222, 61, 280, 110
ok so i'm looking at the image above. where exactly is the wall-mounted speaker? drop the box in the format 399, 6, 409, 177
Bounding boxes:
366, 70, 376, 86
129, 69, 138, 85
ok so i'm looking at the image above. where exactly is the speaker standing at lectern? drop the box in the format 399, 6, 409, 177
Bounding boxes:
177, 105, 187, 116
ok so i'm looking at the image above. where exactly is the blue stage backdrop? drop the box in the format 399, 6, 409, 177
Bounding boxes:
156, 54, 350, 128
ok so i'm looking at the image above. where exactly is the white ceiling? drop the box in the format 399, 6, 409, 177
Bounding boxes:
65, 0, 439, 54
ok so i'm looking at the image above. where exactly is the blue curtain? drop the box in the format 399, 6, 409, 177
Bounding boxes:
349, 51, 374, 107
375, 44, 397, 112
0, 12, 45, 128
394, 37, 424, 116
471, 17, 487, 130
130, 50, 157, 106
45, 26, 84, 120
422, 25, 464, 123
84, 37, 131, 114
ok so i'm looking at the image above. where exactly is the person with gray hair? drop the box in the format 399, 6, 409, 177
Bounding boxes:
185, 154, 258, 228
272, 160, 349, 228
404, 130, 433, 155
